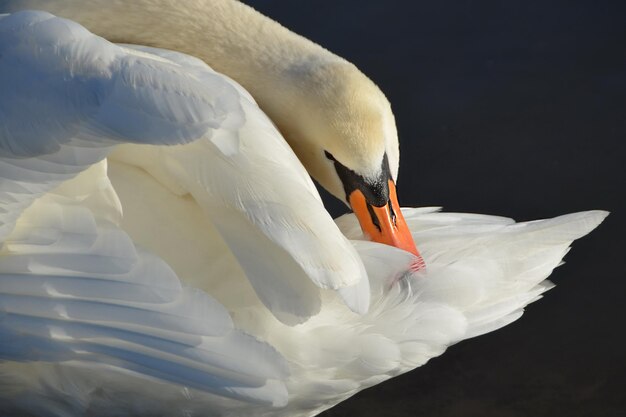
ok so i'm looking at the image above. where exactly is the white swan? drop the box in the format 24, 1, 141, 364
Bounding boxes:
0, 3, 607, 417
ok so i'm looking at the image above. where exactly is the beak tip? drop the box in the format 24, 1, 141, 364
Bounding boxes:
410, 255, 426, 272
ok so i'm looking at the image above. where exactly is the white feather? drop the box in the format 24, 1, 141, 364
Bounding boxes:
0, 9, 608, 417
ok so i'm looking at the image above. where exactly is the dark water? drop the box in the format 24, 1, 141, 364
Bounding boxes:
245, 1, 626, 416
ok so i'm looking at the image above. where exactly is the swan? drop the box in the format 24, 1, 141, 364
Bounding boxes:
0, 2, 607, 417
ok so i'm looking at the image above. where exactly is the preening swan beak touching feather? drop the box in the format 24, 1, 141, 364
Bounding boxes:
326, 151, 423, 263
350, 179, 422, 263
0, 1, 607, 416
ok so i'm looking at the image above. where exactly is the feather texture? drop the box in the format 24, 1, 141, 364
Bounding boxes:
0, 11, 368, 325
0, 9, 607, 417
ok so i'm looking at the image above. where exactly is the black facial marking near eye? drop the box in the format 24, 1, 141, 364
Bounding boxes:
325, 150, 391, 207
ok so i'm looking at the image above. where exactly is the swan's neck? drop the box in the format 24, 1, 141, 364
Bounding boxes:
10, 0, 350, 141
51, 0, 340, 82
6, 0, 396, 196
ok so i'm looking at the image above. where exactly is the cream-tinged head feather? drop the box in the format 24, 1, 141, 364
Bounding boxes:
272, 59, 400, 202
2, 0, 400, 203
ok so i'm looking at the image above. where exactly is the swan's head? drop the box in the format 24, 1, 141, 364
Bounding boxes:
277, 61, 421, 260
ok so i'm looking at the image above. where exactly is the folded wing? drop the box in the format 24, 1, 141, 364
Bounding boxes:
0, 162, 289, 406
0, 11, 368, 326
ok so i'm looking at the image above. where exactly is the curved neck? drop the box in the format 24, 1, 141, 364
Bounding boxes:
4, 0, 397, 201
8, 0, 347, 140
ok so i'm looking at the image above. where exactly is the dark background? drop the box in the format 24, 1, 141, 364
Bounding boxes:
245, 1, 625, 416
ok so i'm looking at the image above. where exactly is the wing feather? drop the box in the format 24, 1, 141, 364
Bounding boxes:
0, 164, 289, 406
0, 11, 368, 324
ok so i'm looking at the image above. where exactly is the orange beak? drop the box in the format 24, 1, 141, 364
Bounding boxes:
349, 179, 425, 270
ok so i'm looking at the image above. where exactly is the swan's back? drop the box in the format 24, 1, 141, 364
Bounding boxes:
0, 159, 606, 416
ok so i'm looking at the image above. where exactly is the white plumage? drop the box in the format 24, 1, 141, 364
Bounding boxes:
0, 9, 606, 417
